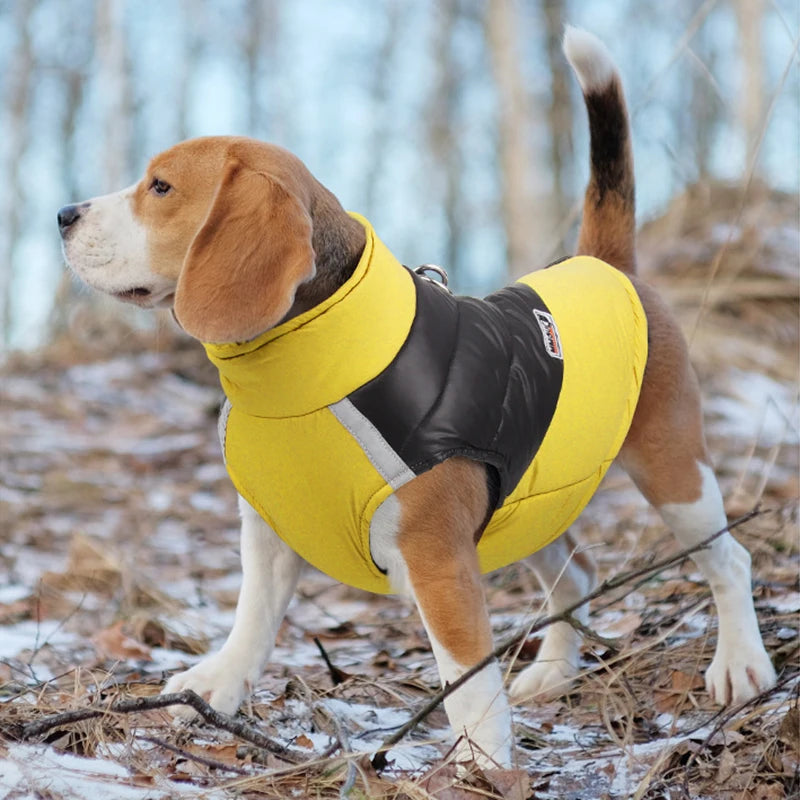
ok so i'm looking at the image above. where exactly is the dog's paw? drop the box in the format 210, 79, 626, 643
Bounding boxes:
705, 641, 777, 705
450, 736, 513, 773
163, 654, 249, 720
509, 659, 577, 702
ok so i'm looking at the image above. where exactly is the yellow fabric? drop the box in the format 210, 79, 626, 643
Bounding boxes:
204, 214, 416, 416
205, 217, 647, 594
474, 260, 648, 575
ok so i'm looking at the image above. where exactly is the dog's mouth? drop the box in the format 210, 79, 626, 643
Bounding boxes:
114, 287, 175, 308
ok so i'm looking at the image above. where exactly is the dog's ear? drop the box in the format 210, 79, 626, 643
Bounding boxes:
174, 158, 315, 343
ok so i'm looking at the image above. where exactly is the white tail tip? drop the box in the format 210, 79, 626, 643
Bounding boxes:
563, 25, 617, 93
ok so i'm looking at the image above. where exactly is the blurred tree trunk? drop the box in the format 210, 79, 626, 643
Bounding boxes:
48, 18, 93, 344
245, 0, 281, 139
734, 0, 764, 172
543, 0, 571, 241
0, 0, 35, 345
96, 0, 133, 190
485, 0, 538, 279
177, 0, 204, 142
689, 22, 718, 180
363, 0, 403, 219
426, 0, 464, 275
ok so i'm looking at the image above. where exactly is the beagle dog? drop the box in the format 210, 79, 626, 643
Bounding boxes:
58, 28, 775, 768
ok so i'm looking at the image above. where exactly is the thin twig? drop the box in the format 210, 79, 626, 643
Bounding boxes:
138, 734, 251, 775
16, 689, 299, 764
314, 637, 348, 686
370, 506, 766, 770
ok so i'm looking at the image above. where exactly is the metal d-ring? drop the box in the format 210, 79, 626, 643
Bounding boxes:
413, 263, 450, 292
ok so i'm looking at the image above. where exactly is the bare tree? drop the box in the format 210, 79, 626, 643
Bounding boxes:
245, 0, 282, 139
426, 0, 466, 276
95, 0, 133, 190
363, 0, 404, 219
734, 0, 765, 172
48, 0, 95, 342
484, 0, 539, 279
0, 0, 35, 345
542, 0, 572, 237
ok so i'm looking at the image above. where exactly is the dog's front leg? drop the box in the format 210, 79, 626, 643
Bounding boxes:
164, 496, 303, 718
373, 461, 514, 769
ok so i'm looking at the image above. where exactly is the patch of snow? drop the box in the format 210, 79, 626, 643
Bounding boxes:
0, 619, 79, 660
322, 698, 446, 774
194, 462, 228, 483
0, 584, 30, 604
769, 591, 800, 612
708, 369, 799, 446
0, 743, 213, 800
189, 491, 228, 514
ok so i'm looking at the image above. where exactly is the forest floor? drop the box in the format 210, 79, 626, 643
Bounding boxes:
0, 182, 798, 799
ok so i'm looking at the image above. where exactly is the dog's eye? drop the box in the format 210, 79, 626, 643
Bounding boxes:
149, 178, 172, 196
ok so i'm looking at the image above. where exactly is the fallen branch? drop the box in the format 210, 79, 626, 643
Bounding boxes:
370, 506, 766, 770
15, 689, 299, 764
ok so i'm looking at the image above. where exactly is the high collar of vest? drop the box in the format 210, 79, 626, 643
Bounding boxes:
203, 213, 417, 418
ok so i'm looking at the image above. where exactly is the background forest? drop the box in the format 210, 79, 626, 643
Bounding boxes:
0, 0, 797, 350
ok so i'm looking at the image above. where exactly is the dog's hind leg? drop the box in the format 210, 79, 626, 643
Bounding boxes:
619, 283, 776, 705
508, 530, 596, 701
374, 458, 514, 769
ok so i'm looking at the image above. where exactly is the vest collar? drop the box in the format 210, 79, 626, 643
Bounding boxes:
203, 214, 416, 417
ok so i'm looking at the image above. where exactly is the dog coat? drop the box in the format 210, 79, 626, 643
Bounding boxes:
204, 214, 647, 594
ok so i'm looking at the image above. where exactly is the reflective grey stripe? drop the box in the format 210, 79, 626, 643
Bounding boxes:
217, 398, 232, 463
329, 398, 415, 490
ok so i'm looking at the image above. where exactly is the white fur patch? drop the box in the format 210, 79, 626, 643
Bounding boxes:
426, 626, 513, 769
163, 496, 303, 717
658, 462, 776, 704
62, 183, 175, 304
563, 26, 617, 93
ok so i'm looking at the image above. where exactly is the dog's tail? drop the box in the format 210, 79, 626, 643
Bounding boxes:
563, 26, 636, 274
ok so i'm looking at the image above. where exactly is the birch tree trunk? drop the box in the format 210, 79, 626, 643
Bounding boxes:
543, 0, 571, 241
485, 0, 539, 279
0, 0, 35, 345
734, 0, 764, 173
96, 0, 133, 191
246, 0, 281, 139
427, 0, 464, 277
363, 0, 403, 218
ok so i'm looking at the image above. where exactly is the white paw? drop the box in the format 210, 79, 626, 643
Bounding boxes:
509, 657, 578, 702
163, 653, 249, 720
450, 736, 512, 772
705, 641, 777, 705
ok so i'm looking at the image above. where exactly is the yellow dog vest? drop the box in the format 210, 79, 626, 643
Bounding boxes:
204, 215, 647, 594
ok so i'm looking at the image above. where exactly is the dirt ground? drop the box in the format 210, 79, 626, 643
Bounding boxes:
0, 182, 798, 799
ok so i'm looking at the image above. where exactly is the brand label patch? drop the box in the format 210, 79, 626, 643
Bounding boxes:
533, 309, 563, 360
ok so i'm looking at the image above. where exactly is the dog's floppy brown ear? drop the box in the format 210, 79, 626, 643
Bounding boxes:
174, 158, 315, 343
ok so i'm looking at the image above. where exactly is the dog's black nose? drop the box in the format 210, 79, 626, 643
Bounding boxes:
57, 204, 83, 235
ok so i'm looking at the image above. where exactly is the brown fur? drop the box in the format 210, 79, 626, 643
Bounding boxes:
131, 136, 365, 341
576, 76, 637, 273
396, 458, 494, 667
174, 158, 315, 342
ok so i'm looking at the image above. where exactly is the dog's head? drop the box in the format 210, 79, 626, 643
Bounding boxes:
58, 137, 316, 343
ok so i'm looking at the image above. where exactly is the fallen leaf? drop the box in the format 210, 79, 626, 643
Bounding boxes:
670, 669, 705, 693
294, 734, 314, 749
777, 706, 800, 752
93, 621, 151, 661
483, 768, 531, 800
716, 747, 736, 783
594, 611, 643, 638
